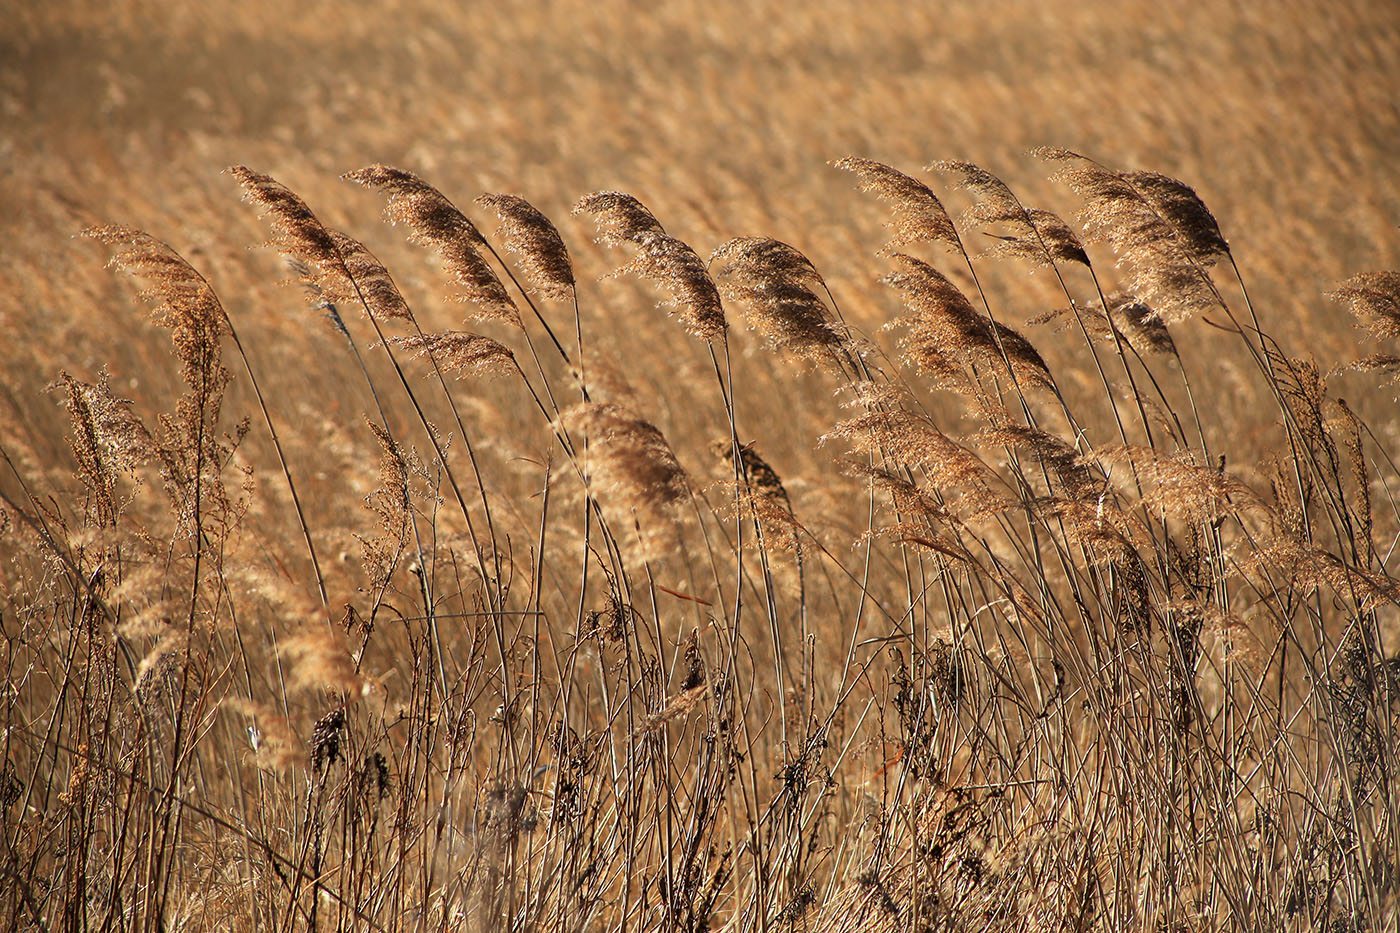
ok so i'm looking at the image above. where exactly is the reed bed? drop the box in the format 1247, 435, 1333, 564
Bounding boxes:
3, 143, 1398, 933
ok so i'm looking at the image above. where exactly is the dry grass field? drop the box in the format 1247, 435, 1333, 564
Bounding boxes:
4, 1, 1400, 930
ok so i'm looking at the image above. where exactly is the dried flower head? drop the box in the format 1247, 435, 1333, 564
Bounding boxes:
883, 254, 1053, 391
84, 225, 230, 388
560, 402, 690, 558
827, 410, 1010, 524
575, 191, 726, 341
358, 420, 413, 590
1032, 293, 1177, 357
930, 160, 1089, 267
710, 437, 789, 504
976, 421, 1103, 501
710, 438, 803, 551
1330, 271, 1400, 341
1035, 148, 1222, 322
230, 169, 412, 323
476, 192, 575, 299
833, 157, 960, 254
229, 166, 340, 269
572, 190, 665, 244
1120, 170, 1229, 264
710, 237, 844, 361
311, 708, 346, 771
1097, 445, 1267, 526
327, 231, 413, 322
392, 331, 517, 379
57, 370, 155, 524
344, 164, 520, 325
83, 226, 239, 533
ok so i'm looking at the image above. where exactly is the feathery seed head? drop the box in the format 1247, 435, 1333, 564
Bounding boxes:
573, 190, 665, 244
560, 402, 690, 559
1036, 149, 1221, 321
229, 166, 340, 265
327, 231, 413, 323
1121, 170, 1229, 264
392, 331, 517, 379
710, 237, 842, 360
1032, 293, 1177, 356
345, 164, 519, 325
883, 254, 1053, 390
929, 161, 1088, 266
576, 191, 726, 341
476, 192, 575, 298
1330, 271, 1400, 341
834, 157, 960, 254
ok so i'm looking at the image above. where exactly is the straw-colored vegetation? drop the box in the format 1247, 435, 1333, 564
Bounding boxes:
3, 2, 1399, 931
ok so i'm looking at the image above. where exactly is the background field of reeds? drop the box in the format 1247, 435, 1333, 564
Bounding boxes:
3, 2, 1400, 931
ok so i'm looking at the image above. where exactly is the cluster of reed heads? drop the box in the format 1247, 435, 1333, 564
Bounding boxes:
3, 148, 1399, 932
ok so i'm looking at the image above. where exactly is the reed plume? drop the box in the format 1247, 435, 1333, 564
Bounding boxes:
231, 168, 412, 323
1096, 445, 1267, 526
392, 332, 517, 380
710, 236, 844, 361
344, 164, 520, 325
1120, 170, 1230, 264
476, 192, 576, 299
1034, 148, 1221, 323
710, 438, 803, 551
81, 225, 237, 538
930, 160, 1089, 267
976, 420, 1102, 500
882, 253, 1053, 391
57, 370, 155, 494
560, 401, 689, 558
833, 157, 960, 254
328, 231, 413, 322
844, 463, 974, 563
83, 225, 230, 395
1033, 293, 1178, 356
359, 419, 413, 591
1330, 271, 1400, 341
826, 408, 1010, 523
575, 191, 726, 341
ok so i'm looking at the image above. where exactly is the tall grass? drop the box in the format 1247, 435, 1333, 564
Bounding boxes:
3, 150, 1398, 933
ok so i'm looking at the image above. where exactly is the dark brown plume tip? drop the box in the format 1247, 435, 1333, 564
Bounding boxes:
344, 164, 519, 326
1107, 296, 1176, 355
832, 157, 960, 253
476, 193, 575, 299
709, 437, 790, 503
1330, 271, 1400, 341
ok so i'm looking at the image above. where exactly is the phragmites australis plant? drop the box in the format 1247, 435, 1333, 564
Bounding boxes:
4, 144, 1398, 933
